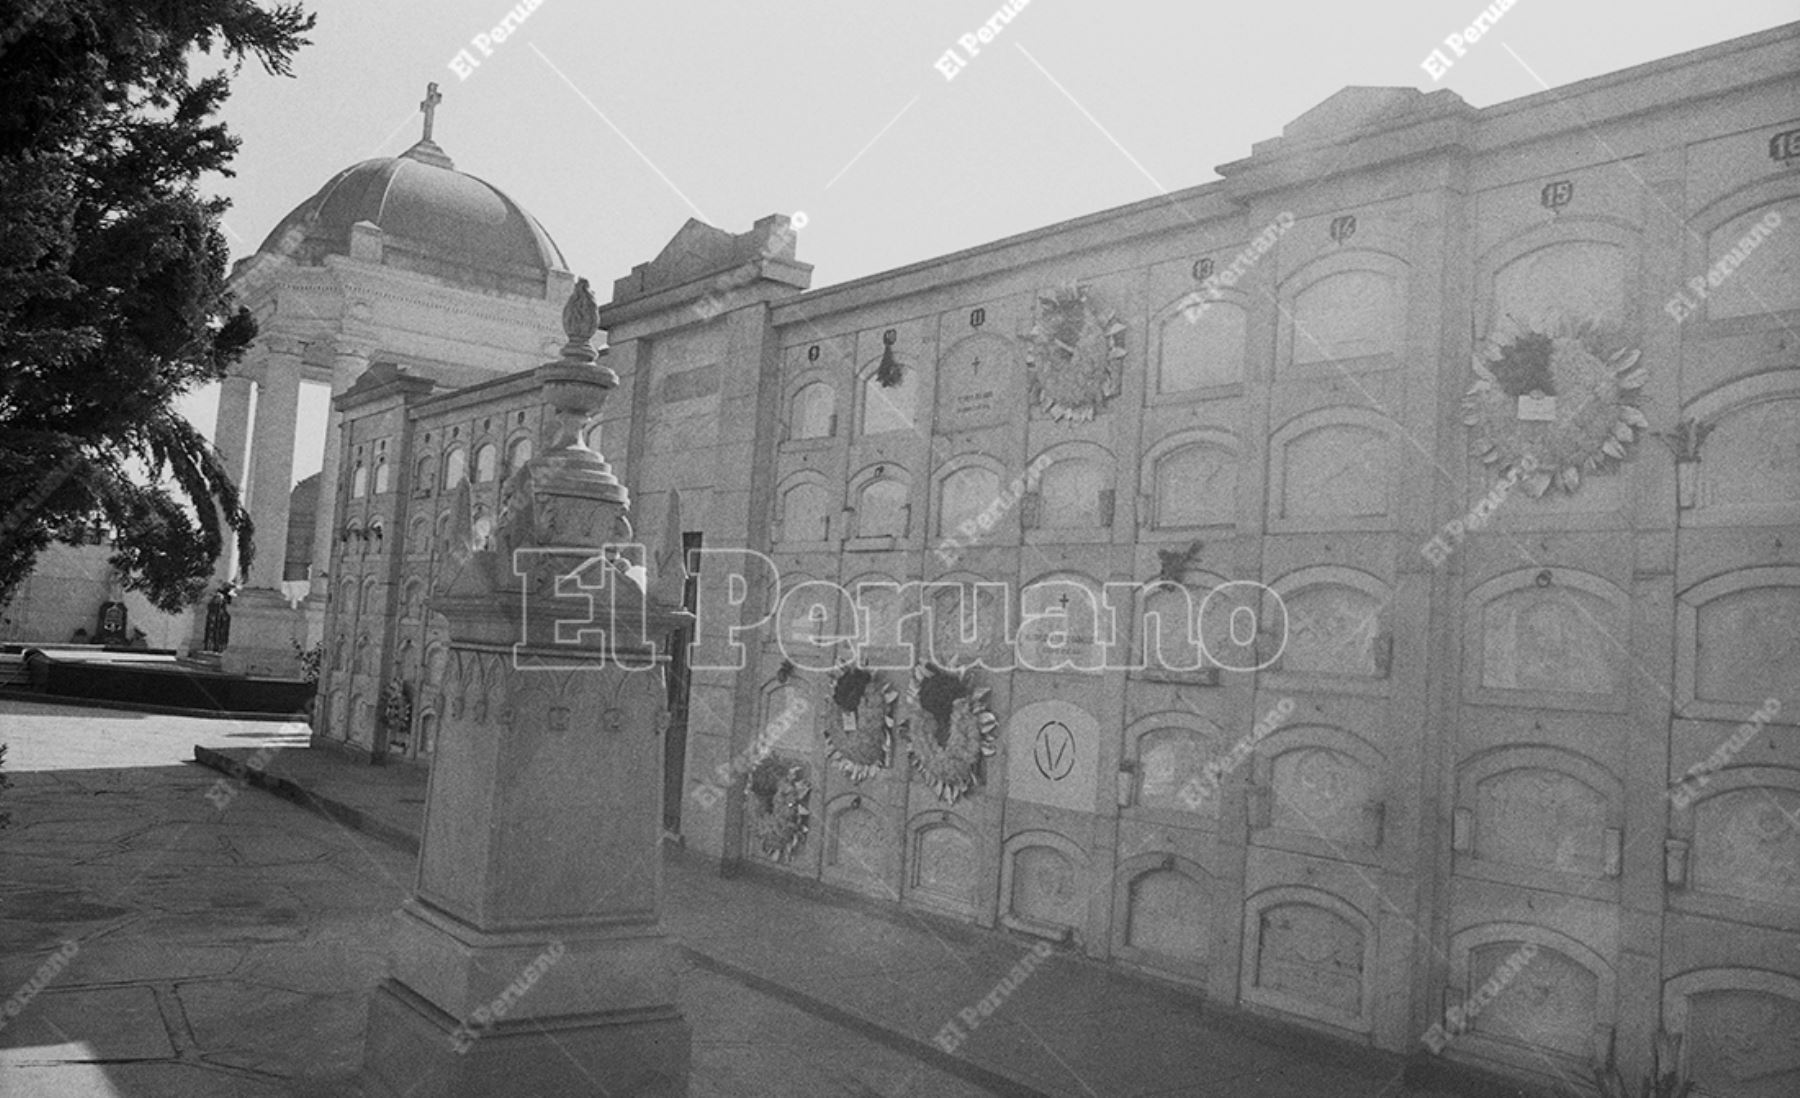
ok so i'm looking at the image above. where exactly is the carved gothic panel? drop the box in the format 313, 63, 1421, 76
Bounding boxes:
790, 381, 835, 440
776, 580, 853, 660
1136, 728, 1219, 817
1704, 202, 1800, 320
762, 684, 812, 754
1697, 400, 1800, 510
1687, 989, 1800, 1096
1693, 788, 1800, 908
1694, 587, 1800, 710
1280, 586, 1382, 676
914, 824, 975, 906
1010, 845, 1084, 928
1017, 577, 1104, 673
1491, 242, 1626, 337
935, 335, 1014, 430
1467, 943, 1596, 1059
1159, 302, 1245, 392
1137, 585, 1202, 673
1291, 271, 1397, 364
925, 582, 1007, 670
780, 481, 831, 543
1480, 586, 1617, 696
855, 581, 915, 664
1253, 903, 1364, 1018
862, 367, 917, 435
1296, 271, 1389, 365
1155, 445, 1235, 528
1271, 748, 1376, 845
939, 466, 1001, 540
1126, 870, 1208, 961
1475, 768, 1609, 877
828, 805, 883, 878
352, 693, 374, 745
1278, 425, 1389, 519
1039, 458, 1107, 528
857, 478, 908, 538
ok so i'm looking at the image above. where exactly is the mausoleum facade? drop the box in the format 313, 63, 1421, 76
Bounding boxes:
311, 27, 1799, 1093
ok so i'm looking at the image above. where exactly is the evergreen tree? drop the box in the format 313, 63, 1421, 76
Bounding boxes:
0, 0, 314, 613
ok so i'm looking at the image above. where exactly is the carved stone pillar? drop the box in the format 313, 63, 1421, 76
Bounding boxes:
221, 336, 308, 675
246, 334, 304, 592
190, 370, 259, 658
212, 372, 256, 580
362, 280, 691, 1096
308, 336, 376, 604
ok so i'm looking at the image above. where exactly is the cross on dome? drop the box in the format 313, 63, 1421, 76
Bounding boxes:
402, 82, 455, 170
420, 82, 442, 143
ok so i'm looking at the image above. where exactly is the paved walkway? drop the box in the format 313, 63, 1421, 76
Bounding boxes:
0, 700, 1534, 1096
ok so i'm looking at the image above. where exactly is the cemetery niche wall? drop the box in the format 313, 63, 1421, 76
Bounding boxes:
303, 26, 1800, 1097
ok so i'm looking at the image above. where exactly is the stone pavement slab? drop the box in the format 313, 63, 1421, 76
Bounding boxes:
0, 722, 1036, 1095
0, 698, 309, 771
0, 700, 1539, 1096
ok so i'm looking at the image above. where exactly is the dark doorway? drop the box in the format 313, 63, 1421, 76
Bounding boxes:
662, 532, 701, 834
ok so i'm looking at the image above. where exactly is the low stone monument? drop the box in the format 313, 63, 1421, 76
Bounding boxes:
201, 584, 234, 654
360, 279, 692, 1096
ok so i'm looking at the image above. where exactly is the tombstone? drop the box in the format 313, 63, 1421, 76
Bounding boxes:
1004, 699, 1099, 811
360, 282, 692, 1096
1253, 902, 1365, 1018
93, 600, 128, 645
913, 820, 976, 910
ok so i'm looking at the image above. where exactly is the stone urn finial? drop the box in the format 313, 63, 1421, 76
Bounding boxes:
561, 277, 600, 362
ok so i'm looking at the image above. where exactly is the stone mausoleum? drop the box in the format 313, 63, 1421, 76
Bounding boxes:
296, 27, 1799, 1094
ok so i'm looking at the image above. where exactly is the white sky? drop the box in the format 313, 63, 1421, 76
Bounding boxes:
173, 0, 1800, 486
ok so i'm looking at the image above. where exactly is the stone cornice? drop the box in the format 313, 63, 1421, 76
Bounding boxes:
412, 370, 544, 418
336, 365, 438, 412
1470, 18, 1800, 145
766, 183, 1240, 329
327, 256, 560, 325
598, 273, 797, 340
1216, 113, 1476, 204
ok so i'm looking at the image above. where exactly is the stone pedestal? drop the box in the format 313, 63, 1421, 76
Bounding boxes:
358, 612, 692, 1097
365, 978, 687, 1097
220, 588, 304, 678
361, 284, 690, 1096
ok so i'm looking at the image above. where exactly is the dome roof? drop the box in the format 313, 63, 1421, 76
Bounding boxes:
256, 139, 567, 298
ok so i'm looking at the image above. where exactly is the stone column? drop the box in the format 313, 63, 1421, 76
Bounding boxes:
246, 334, 304, 591
308, 337, 375, 604
188, 370, 257, 657
212, 372, 256, 579
361, 282, 691, 1096
223, 335, 306, 676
